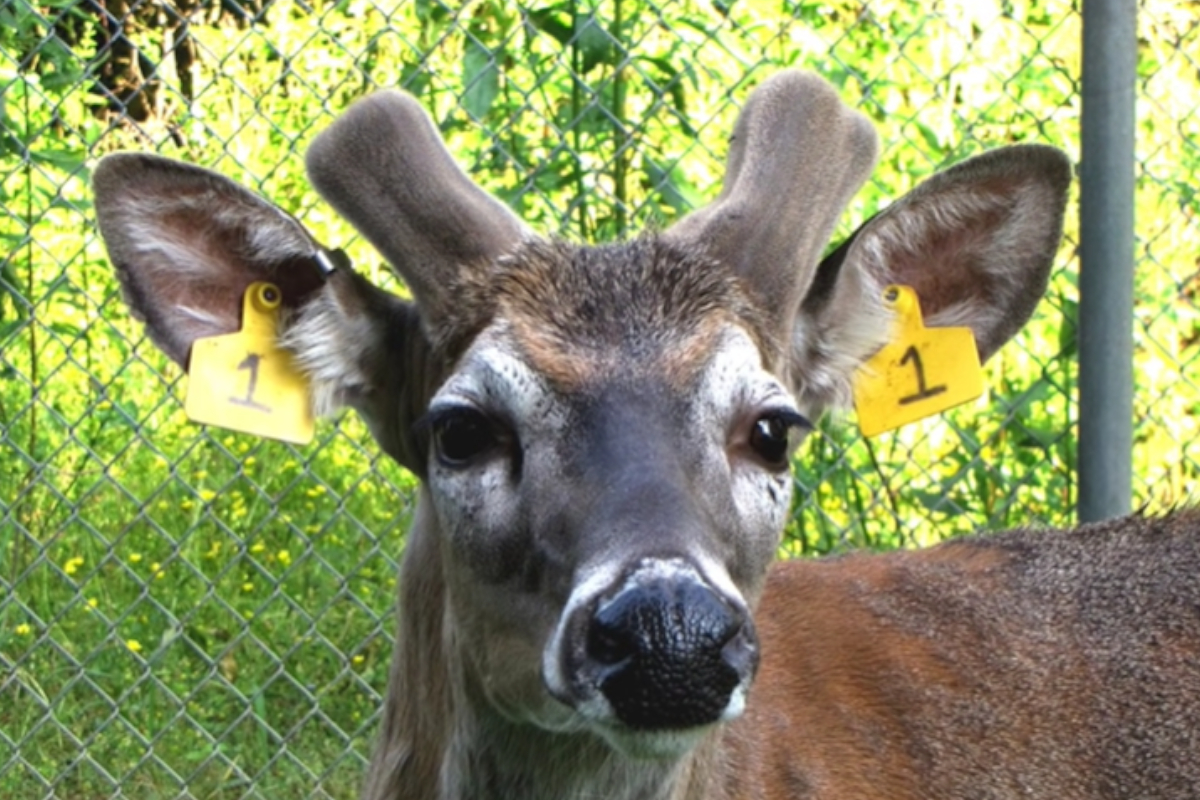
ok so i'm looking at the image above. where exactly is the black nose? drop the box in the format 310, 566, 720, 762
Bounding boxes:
585, 578, 757, 729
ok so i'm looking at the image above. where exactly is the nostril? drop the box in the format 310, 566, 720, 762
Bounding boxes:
688, 584, 742, 647
586, 613, 636, 668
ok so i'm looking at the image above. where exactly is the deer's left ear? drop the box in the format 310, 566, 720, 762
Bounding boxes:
790, 144, 1073, 411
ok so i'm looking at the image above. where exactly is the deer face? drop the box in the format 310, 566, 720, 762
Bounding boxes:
93, 71, 1070, 760
403, 239, 803, 751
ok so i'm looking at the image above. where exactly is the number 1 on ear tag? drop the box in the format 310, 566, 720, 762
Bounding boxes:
185, 282, 314, 445
852, 285, 984, 438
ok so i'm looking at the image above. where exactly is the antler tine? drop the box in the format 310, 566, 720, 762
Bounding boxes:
305, 91, 529, 325
665, 71, 879, 327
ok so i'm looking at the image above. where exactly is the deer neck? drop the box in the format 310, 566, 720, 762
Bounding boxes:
441, 696, 701, 800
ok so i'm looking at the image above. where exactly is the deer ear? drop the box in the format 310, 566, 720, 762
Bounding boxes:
305, 90, 530, 337
93, 153, 437, 471
790, 144, 1073, 411
93, 152, 331, 366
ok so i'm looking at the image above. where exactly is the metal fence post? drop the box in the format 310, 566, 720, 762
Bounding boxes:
1079, 0, 1137, 523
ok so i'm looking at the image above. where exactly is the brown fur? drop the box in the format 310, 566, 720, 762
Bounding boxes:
494, 238, 779, 390
709, 512, 1200, 799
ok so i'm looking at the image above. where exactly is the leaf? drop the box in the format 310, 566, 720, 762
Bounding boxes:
641, 57, 695, 136
911, 488, 958, 514
527, 6, 572, 47
1, 257, 25, 292
575, 13, 615, 74
49, 321, 82, 339
30, 148, 85, 172
1057, 297, 1078, 355
914, 121, 941, 153
462, 38, 500, 119
644, 157, 703, 215
415, 0, 451, 27
400, 62, 431, 98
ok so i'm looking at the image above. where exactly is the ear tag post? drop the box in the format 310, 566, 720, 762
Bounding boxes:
852, 285, 984, 438
185, 282, 314, 445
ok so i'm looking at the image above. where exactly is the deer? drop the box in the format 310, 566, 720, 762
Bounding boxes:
92, 70, 1200, 800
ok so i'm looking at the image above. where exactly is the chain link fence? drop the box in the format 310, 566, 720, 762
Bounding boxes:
1, 0, 1197, 797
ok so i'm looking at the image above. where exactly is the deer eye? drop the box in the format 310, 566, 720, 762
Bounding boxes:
429, 408, 499, 468
748, 410, 811, 470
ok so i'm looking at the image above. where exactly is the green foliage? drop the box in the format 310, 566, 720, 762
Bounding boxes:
0, 0, 1197, 797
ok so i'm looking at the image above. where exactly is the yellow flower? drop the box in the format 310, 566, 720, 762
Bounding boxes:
351, 654, 365, 666
250, 542, 266, 554
86, 598, 98, 610
15, 623, 31, 636
128, 553, 143, 564
63, 556, 85, 576
125, 639, 142, 653
277, 549, 292, 567
244, 456, 257, 467
242, 582, 254, 592
199, 489, 217, 502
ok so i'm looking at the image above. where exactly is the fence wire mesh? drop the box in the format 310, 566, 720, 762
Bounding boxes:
0, 0, 1197, 797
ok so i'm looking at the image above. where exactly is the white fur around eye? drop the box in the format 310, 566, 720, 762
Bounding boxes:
692, 327, 799, 449
690, 326, 798, 536
431, 323, 563, 426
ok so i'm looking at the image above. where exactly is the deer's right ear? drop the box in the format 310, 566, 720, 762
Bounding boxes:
93, 153, 334, 367
93, 153, 435, 471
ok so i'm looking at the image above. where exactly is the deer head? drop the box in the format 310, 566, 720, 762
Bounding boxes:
93, 71, 1070, 798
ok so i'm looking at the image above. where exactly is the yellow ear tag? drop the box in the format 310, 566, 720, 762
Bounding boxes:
184, 282, 314, 445
852, 285, 985, 438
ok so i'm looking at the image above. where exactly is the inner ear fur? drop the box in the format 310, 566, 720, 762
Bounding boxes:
280, 269, 443, 473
